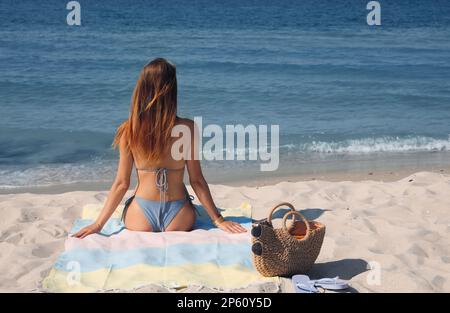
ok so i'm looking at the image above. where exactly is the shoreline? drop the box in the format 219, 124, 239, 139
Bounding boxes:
2, 166, 449, 195
220, 165, 450, 187
3, 151, 450, 195
2, 168, 450, 195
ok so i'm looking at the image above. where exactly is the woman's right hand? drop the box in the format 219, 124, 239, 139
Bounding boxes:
72, 222, 102, 239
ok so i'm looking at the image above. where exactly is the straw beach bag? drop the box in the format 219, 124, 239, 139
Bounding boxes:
251, 203, 326, 277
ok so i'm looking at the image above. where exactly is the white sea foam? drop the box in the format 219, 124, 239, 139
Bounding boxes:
300, 136, 450, 154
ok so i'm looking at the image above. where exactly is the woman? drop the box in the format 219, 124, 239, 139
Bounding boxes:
74, 58, 246, 238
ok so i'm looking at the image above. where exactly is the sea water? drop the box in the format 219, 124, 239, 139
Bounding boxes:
1, 0, 450, 189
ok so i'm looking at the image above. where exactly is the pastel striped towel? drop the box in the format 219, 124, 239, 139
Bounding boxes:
42, 201, 279, 292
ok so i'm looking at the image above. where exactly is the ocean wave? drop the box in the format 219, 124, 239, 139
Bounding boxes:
299, 136, 450, 154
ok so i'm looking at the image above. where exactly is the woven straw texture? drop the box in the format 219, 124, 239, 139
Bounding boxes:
252, 203, 326, 277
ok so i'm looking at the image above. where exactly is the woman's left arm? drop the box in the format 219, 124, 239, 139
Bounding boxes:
73, 135, 133, 238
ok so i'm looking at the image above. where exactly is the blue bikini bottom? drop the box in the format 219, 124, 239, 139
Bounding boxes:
134, 196, 188, 232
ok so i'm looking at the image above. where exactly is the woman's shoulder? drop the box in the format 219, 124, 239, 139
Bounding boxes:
114, 119, 130, 130
112, 119, 130, 147
115, 119, 131, 136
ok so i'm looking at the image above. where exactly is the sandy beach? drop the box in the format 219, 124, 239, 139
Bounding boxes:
1, 170, 449, 293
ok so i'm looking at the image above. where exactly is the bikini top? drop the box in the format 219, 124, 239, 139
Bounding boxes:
135, 166, 186, 203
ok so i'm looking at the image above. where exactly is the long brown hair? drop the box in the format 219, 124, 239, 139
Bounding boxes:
113, 58, 178, 163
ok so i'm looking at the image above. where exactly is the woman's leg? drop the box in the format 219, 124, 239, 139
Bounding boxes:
165, 201, 196, 231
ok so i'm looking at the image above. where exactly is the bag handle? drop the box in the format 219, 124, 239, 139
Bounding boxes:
282, 211, 311, 241
267, 202, 296, 225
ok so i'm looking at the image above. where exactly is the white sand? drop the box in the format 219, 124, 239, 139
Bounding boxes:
0, 171, 449, 292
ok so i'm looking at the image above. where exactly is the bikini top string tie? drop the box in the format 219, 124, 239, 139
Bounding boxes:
155, 167, 168, 231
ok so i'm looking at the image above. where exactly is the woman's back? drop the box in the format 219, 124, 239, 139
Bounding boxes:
133, 118, 189, 201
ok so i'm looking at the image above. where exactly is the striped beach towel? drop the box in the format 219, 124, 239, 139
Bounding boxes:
43, 201, 279, 292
